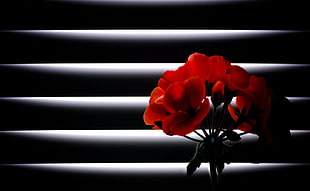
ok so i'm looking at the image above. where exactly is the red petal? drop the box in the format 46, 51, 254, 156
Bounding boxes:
158, 78, 169, 90
248, 75, 271, 117
149, 87, 164, 104
162, 70, 180, 84
175, 64, 191, 80
144, 87, 168, 126
211, 81, 225, 107
249, 75, 266, 93
192, 98, 210, 125
212, 81, 225, 95
162, 65, 191, 85
162, 98, 210, 136
187, 52, 210, 81
207, 56, 228, 83
184, 77, 206, 109
237, 122, 254, 132
164, 82, 190, 113
162, 111, 193, 136
229, 65, 250, 89
236, 95, 253, 116
143, 103, 170, 125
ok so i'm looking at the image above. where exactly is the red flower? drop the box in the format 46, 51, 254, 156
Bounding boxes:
144, 77, 210, 136
225, 65, 251, 91
211, 81, 226, 107
144, 52, 281, 182
187, 53, 231, 83
211, 64, 251, 107
158, 53, 232, 90
145, 52, 273, 143
143, 87, 168, 127
228, 75, 272, 143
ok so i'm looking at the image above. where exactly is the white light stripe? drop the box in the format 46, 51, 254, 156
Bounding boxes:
1, 96, 149, 108
1, 63, 308, 75
52, 0, 261, 6
1, 63, 182, 75
0, 130, 306, 143
239, 63, 310, 73
10, 30, 296, 41
1, 97, 308, 108
0, 129, 187, 143
4, 163, 305, 174
284, 97, 310, 102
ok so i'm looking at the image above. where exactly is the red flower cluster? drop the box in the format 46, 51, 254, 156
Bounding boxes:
144, 52, 272, 141
143, 76, 210, 136
228, 75, 272, 142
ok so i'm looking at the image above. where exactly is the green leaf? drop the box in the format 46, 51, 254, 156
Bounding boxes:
187, 154, 203, 176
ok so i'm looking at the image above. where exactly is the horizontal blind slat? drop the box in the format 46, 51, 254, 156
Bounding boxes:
1, 0, 308, 29
0, 97, 308, 130
0, 130, 308, 163
1, 30, 308, 63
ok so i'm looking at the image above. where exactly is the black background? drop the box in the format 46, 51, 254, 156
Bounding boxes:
1, 0, 309, 190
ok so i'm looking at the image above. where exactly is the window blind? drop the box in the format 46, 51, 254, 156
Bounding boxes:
1, 0, 309, 190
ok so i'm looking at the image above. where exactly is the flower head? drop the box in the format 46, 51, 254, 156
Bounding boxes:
228, 75, 272, 143
144, 77, 210, 136
143, 52, 288, 187
143, 53, 290, 190
145, 52, 274, 143
187, 53, 230, 83
159, 52, 232, 90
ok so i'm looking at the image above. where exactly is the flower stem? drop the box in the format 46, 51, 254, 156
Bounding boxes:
211, 106, 217, 134
195, 130, 205, 139
208, 137, 222, 191
209, 160, 220, 191
200, 124, 209, 137
215, 103, 228, 136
